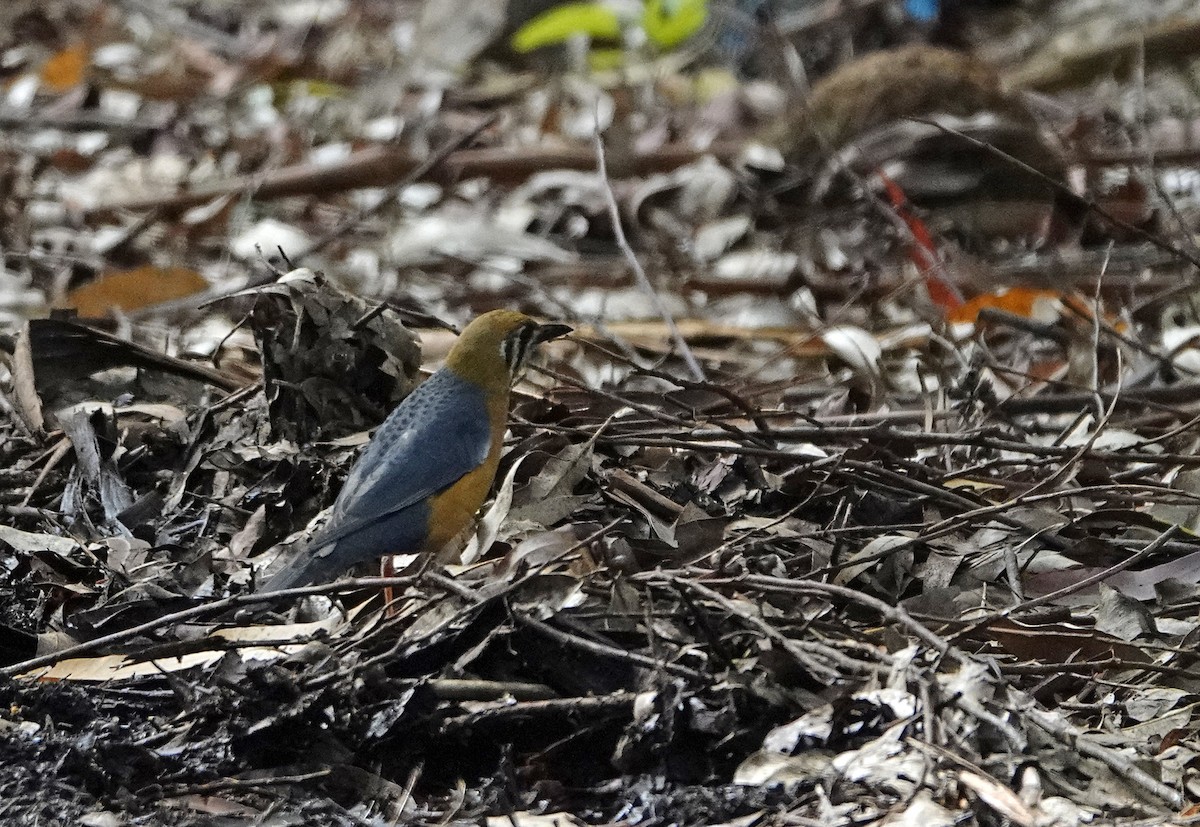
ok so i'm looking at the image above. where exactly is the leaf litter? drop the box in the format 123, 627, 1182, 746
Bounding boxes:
4, 0, 1200, 824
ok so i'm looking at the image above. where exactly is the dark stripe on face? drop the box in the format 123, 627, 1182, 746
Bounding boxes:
503, 322, 537, 374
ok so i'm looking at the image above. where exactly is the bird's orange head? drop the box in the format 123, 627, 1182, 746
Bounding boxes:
444, 310, 571, 393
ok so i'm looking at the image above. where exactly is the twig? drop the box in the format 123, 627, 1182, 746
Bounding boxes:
591, 130, 706, 381
702, 573, 958, 661
139, 768, 333, 799
1018, 695, 1183, 808
513, 612, 706, 681
673, 577, 886, 681
946, 524, 1182, 648
437, 691, 636, 733
2, 575, 420, 677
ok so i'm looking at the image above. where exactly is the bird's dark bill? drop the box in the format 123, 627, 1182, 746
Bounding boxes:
534, 323, 572, 343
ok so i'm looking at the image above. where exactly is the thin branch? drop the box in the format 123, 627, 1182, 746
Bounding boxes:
591, 130, 706, 381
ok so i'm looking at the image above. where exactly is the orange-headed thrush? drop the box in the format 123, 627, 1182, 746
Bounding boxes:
264, 310, 571, 589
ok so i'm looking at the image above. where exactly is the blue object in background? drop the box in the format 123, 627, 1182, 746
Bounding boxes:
904, 0, 940, 22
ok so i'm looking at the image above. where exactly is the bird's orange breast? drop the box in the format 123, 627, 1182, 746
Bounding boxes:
422, 388, 509, 559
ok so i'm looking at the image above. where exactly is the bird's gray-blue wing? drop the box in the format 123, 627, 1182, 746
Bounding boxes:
314, 369, 492, 548
262, 370, 492, 589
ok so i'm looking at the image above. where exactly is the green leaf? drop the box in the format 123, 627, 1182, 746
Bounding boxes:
642, 0, 707, 48
511, 2, 623, 53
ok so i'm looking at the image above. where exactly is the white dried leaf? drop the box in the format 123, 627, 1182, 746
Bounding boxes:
877, 790, 958, 827
484, 811, 584, 827
269, 0, 349, 25
712, 249, 798, 283
0, 526, 79, 555
230, 218, 313, 261
763, 705, 834, 753
959, 770, 1035, 826
733, 750, 833, 786
694, 216, 752, 262
830, 724, 921, 796
388, 210, 574, 267
820, 325, 882, 384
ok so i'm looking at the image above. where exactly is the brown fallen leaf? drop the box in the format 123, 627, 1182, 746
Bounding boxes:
40, 42, 88, 92
64, 265, 209, 318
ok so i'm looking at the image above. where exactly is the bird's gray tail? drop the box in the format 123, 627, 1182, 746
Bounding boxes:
260, 541, 341, 592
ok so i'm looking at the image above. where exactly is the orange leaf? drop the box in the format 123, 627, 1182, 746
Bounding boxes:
40, 42, 89, 92
948, 287, 1065, 326
64, 266, 208, 317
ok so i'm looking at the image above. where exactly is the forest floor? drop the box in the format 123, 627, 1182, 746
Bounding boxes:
3, 0, 1200, 824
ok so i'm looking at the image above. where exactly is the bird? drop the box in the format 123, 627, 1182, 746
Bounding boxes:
263, 310, 572, 590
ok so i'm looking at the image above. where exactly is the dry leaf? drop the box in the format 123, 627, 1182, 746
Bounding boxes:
65, 266, 209, 317
40, 42, 89, 92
